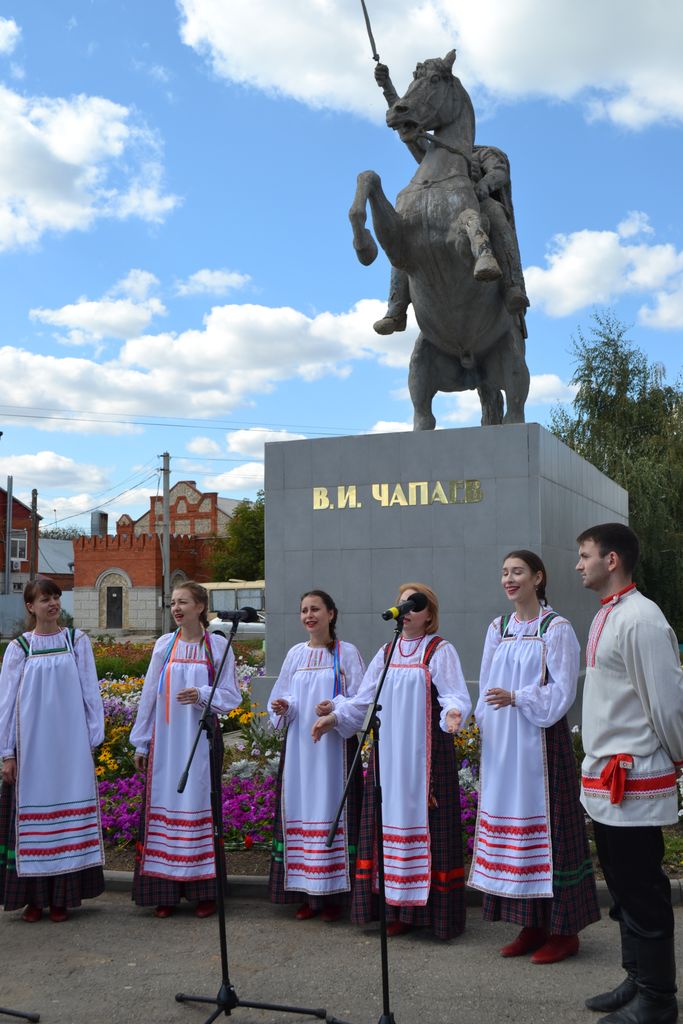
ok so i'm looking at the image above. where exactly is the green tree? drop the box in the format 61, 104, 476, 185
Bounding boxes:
39, 526, 84, 539
549, 312, 683, 635
210, 491, 265, 581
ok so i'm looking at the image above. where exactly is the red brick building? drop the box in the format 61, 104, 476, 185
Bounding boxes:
0, 489, 39, 595
73, 482, 238, 632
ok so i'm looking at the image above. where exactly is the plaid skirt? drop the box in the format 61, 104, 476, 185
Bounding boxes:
482, 716, 600, 934
132, 720, 226, 907
352, 687, 466, 940
0, 781, 104, 911
269, 734, 363, 911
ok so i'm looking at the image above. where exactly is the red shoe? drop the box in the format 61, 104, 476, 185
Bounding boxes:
320, 903, 342, 923
154, 905, 174, 918
195, 900, 216, 918
21, 905, 42, 923
531, 934, 579, 965
386, 920, 413, 938
49, 905, 69, 923
500, 926, 547, 957
294, 903, 318, 921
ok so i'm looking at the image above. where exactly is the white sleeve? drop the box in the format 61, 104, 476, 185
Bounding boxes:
197, 637, 241, 714
514, 619, 580, 727
73, 631, 105, 747
430, 641, 472, 733
333, 647, 385, 739
129, 637, 168, 755
621, 617, 683, 765
335, 642, 366, 700
267, 647, 300, 727
474, 621, 502, 728
0, 641, 25, 758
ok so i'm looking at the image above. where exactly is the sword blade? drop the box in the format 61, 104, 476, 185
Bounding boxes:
359, 0, 380, 61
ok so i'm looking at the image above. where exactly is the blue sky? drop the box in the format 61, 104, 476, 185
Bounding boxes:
0, 1, 681, 530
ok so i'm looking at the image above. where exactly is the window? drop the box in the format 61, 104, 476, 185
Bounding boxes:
10, 530, 27, 560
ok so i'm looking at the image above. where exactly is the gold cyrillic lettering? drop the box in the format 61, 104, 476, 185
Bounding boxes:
408, 482, 429, 505
449, 480, 465, 504
337, 485, 358, 509
313, 487, 331, 510
389, 484, 408, 507
430, 481, 449, 505
465, 480, 483, 503
372, 483, 389, 506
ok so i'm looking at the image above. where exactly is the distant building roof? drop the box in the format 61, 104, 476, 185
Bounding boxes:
217, 497, 240, 517
38, 538, 75, 575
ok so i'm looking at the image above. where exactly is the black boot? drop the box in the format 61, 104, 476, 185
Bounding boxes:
598, 937, 678, 1024
586, 923, 637, 1012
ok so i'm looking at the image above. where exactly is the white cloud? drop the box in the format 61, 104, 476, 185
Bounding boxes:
0, 84, 179, 250
441, 391, 482, 424
29, 484, 158, 529
226, 428, 307, 459
110, 269, 160, 301
0, 17, 20, 55
638, 286, 683, 330
369, 420, 412, 433
202, 462, 265, 493
527, 374, 576, 405
0, 451, 108, 490
617, 211, 654, 239
178, 0, 683, 128
186, 436, 222, 455
176, 268, 251, 296
526, 214, 683, 318
30, 296, 166, 345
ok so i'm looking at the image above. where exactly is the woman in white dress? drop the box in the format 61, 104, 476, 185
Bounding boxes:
469, 550, 600, 963
268, 590, 365, 922
130, 581, 240, 918
0, 579, 104, 923
315, 583, 471, 940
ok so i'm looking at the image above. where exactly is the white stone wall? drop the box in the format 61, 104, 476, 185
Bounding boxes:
128, 587, 162, 631
74, 587, 100, 630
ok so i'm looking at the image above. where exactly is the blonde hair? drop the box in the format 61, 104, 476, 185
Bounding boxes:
172, 581, 209, 628
396, 581, 439, 634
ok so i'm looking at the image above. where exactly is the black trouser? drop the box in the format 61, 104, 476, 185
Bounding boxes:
592, 820, 674, 940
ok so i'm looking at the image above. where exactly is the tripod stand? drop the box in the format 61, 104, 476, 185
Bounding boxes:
174, 617, 350, 1024
0, 1009, 39, 1022
327, 618, 403, 1024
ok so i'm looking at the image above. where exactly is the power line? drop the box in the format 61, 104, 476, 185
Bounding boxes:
0, 405, 362, 436
50, 470, 160, 525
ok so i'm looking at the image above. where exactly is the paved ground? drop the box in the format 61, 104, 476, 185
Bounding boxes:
2, 891, 682, 1024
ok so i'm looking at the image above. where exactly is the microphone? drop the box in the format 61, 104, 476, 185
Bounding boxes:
215, 606, 260, 623
381, 592, 428, 620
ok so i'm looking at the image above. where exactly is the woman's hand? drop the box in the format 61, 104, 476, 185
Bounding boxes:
311, 714, 336, 743
315, 699, 334, 716
271, 699, 289, 717
485, 688, 514, 709
1, 757, 17, 785
134, 753, 148, 773
445, 709, 462, 734
177, 688, 200, 705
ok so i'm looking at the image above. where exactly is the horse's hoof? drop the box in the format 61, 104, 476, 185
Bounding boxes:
353, 231, 378, 266
474, 253, 502, 281
504, 286, 530, 313
373, 314, 407, 335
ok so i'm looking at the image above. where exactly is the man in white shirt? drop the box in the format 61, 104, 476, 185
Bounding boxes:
577, 523, 683, 1024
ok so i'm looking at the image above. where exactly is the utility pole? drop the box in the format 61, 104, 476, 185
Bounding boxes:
30, 489, 38, 581
161, 452, 171, 633
4, 475, 13, 595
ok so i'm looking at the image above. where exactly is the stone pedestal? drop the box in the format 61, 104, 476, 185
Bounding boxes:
262, 423, 627, 717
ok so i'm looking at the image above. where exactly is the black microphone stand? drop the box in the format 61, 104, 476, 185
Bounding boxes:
0, 1008, 39, 1021
175, 615, 350, 1024
327, 616, 404, 1024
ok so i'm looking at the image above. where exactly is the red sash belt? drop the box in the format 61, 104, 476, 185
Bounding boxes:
599, 753, 634, 804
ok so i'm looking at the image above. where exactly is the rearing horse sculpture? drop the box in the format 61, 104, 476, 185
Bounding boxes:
349, 51, 530, 429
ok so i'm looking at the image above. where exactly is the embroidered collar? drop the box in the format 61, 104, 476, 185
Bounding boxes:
600, 582, 637, 607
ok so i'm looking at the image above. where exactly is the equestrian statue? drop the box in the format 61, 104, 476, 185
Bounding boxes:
349, 49, 531, 429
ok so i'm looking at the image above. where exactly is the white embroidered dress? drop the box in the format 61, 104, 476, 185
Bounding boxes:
469, 610, 579, 898
0, 629, 104, 877
335, 635, 470, 907
268, 640, 365, 896
130, 632, 240, 881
